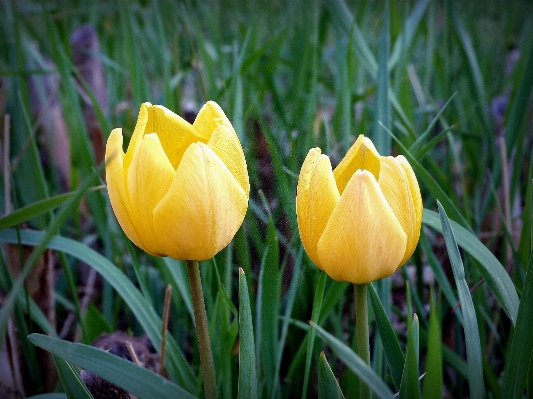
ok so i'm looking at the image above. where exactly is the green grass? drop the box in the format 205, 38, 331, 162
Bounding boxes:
1, 0, 532, 398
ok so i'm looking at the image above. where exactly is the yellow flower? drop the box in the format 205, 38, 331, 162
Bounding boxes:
296, 135, 422, 284
105, 101, 250, 261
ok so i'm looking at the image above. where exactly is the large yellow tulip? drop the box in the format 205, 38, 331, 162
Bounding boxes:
105, 101, 250, 261
296, 135, 422, 284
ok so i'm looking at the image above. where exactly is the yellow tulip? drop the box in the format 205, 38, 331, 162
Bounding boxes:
105, 101, 250, 261
296, 135, 422, 284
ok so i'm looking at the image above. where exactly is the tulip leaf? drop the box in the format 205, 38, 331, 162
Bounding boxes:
369, 283, 404, 391
318, 352, 345, 399
28, 334, 197, 399
421, 289, 443, 399
501, 252, 533, 399
238, 268, 258, 399
0, 228, 196, 393
310, 321, 395, 399
437, 201, 484, 399
52, 353, 94, 399
423, 208, 519, 325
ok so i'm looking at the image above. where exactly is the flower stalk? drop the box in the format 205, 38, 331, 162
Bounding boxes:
186, 260, 217, 399
354, 283, 370, 399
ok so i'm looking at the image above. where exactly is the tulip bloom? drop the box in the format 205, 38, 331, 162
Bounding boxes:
296, 135, 422, 284
105, 101, 250, 261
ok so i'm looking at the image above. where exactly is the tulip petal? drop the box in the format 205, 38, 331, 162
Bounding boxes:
193, 101, 234, 140
146, 105, 206, 169
317, 170, 407, 284
296, 148, 340, 269
207, 123, 250, 197
105, 128, 145, 250
127, 133, 175, 256
124, 102, 151, 171
333, 135, 381, 194
153, 142, 248, 260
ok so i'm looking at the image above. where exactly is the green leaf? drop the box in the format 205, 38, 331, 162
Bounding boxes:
0, 229, 196, 392
399, 313, 420, 399
318, 352, 345, 399
311, 322, 395, 399
82, 303, 112, 344
29, 334, 197, 399
437, 201, 484, 399
26, 395, 68, 399
52, 354, 94, 399
423, 208, 519, 325
238, 268, 258, 399
302, 271, 328, 399
422, 289, 443, 399
501, 252, 533, 398
369, 282, 404, 390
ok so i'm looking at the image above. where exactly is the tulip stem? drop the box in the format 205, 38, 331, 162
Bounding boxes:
354, 283, 370, 399
186, 260, 217, 399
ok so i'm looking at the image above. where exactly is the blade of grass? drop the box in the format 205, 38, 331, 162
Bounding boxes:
318, 352, 345, 399
438, 201, 484, 399
29, 334, 197, 399
422, 288, 443, 399
311, 322, 395, 399
501, 252, 533, 398
238, 268, 258, 399
423, 208, 519, 325
52, 354, 94, 399
399, 313, 421, 399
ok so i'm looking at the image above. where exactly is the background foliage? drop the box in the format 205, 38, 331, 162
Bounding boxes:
0, 0, 532, 398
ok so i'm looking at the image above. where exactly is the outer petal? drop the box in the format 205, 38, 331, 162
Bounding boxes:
124, 102, 151, 171
207, 123, 250, 197
397, 155, 423, 262
105, 128, 145, 250
296, 148, 340, 269
153, 142, 248, 260
193, 101, 234, 141
146, 105, 205, 169
126, 133, 175, 256
333, 134, 381, 194
317, 170, 407, 284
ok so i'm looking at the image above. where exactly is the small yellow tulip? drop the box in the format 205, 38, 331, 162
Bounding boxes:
105, 101, 250, 261
296, 135, 422, 284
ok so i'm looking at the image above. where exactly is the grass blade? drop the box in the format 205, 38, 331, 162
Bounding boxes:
423, 208, 519, 325
29, 334, 197, 399
238, 268, 258, 399
311, 321, 395, 399
422, 289, 443, 399
52, 354, 94, 399
501, 252, 533, 398
437, 201, 484, 399
318, 352, 345, 399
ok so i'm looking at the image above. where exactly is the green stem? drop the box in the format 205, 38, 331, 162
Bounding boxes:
186, 260, 217, 399
354, 283, 370, 399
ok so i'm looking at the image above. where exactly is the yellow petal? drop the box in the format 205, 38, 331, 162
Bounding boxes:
146, 105, 205, 169
193, 101, 234, 141
105, 128, 145, 250
124, 102, 151, 171
126, 133, 175, 256
397, 155, 423, 262
333, 135, 381, 194
207, 123, 250, 197
296, 148, 340, 269
153, 142, 248, 260
317, 170, 407, 284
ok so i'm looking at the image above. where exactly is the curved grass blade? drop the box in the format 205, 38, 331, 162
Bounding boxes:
437, 201, 484, 399
28, 334, 197, 399
0, 228, 196, 392
52, 354, 94, 399
423, 208, 519, 325
238, 268, 258, 399
369, 282, 404, 390
311, 322, 395, 399
318, 352, 345, 399
501, 252, 533, 398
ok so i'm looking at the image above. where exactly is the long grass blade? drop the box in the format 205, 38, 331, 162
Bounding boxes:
318, 352, 345, 399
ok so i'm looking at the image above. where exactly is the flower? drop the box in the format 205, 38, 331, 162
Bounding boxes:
296, 135, 422, 284
105, 101, 250, 261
